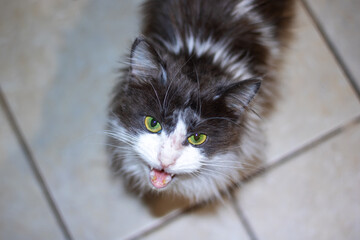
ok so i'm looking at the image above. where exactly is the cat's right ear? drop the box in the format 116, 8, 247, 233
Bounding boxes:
129, 37, 166, 83
215, 78, 262, 114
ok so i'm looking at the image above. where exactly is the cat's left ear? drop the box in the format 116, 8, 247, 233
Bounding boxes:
129, 37, 166, 83
216, 78, 261, 113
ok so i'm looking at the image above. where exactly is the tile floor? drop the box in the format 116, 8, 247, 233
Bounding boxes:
0, 0, 359, 240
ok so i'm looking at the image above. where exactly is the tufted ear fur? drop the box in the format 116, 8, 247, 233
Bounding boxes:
216, 78, 261, 114
130, 37, 167, 83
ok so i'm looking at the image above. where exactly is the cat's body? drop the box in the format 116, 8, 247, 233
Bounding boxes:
108, 0, 294, 203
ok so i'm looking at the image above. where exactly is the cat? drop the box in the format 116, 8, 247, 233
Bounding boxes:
107, 0, 294, 203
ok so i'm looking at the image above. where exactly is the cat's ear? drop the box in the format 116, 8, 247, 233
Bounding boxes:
216, 78, 261, 113
129, 37, 166, 82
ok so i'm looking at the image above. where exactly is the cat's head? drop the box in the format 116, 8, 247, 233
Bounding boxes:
108, 37, 261, 202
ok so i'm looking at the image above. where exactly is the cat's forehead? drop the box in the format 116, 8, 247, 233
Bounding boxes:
163, 107, 199, 133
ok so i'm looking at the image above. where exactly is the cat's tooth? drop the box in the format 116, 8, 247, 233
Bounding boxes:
171, 174, 175, 177
150, 170, 155, 178
164, 175, 172, 184
150, 167, 153, 170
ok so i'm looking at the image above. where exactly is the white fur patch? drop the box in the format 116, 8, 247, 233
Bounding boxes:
135, 132, 163, 169
186, 34, 195, 53
135, 117, 204, 174
151, 33, 184, 55
233, 0, 255, 16
183, 35, 253, 80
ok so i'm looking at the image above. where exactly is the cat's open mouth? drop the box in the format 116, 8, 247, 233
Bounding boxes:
149, 168, 175, 189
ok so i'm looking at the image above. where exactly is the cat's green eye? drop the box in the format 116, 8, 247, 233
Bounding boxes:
144, 116, 162, 133
188, 133, 207, 146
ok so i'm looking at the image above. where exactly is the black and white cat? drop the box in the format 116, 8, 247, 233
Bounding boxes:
107, 0, 294, 203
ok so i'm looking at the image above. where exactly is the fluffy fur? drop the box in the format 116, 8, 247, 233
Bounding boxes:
107, 0, 294, 203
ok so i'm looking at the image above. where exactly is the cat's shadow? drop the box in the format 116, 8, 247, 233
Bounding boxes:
141, 192, 191, 217
110, 171, 192, 217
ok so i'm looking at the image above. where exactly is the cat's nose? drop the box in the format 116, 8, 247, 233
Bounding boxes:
157, 147, 179, 169
160, 160, 175, 169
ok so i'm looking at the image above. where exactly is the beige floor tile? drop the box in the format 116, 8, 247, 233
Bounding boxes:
237, 121, 360, 240
265, 4, 360, 163
305, 0, 360, 87
143, 202, 250, 240
0, 110, 64, 239
0, 1, 159, 239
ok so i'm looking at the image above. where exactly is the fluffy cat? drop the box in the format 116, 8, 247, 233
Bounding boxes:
107, 0, 294, 203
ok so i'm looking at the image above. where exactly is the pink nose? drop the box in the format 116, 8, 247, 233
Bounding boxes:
158, 137, 183, 169
160, 158, 176, 169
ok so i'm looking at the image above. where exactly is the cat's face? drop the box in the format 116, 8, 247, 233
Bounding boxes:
108, 38, 260, 202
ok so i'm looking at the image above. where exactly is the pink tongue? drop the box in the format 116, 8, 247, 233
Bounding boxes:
150, 169, 172, 189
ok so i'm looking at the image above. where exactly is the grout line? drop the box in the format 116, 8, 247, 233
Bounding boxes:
0, 86, 74, 240
244, 114, 360, 183
120, 208, 187, 240
121, 198, 215, 240
230, 115, 360, 240
230, 195, 259, 240
300, 0, 360, 102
